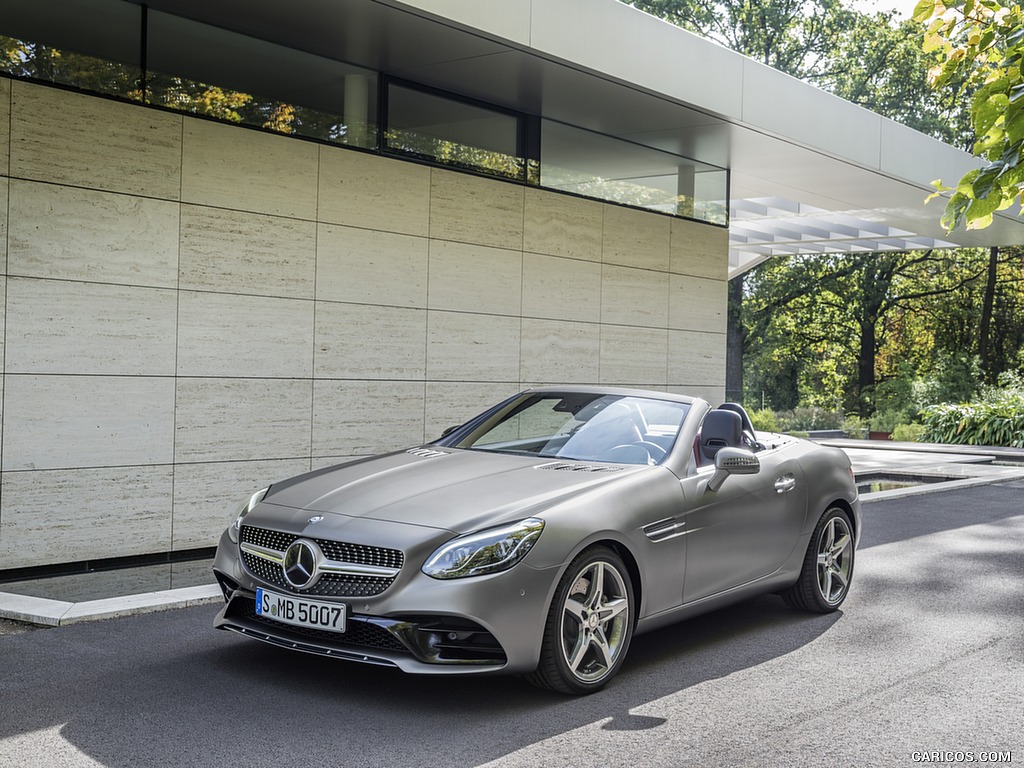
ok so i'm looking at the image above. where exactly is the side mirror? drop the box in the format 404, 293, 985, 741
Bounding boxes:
707, 447, 760, 493
440, 425, 460, 438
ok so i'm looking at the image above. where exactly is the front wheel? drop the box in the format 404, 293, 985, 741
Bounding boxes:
527, 546, 635, 694
782, 507, 855, 613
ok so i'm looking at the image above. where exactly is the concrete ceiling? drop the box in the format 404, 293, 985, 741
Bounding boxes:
136, 0, 1024, 276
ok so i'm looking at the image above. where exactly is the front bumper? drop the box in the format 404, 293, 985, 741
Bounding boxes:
212, 528, 560, 676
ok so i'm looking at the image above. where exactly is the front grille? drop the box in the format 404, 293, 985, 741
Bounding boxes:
233, 597, 409, 653
240, 525, 404, 597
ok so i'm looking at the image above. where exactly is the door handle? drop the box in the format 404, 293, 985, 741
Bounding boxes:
774, 474, 796, 494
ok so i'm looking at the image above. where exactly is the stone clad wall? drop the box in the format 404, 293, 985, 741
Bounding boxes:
0, 78, 728, 570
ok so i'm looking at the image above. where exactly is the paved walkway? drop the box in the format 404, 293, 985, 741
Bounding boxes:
2, 440, 1023, 628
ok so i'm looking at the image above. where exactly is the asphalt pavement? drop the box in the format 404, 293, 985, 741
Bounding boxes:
1, 480, 1021, 767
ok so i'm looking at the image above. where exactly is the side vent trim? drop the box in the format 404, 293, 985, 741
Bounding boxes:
534, 462, 626, 473
406, 448, 450, 459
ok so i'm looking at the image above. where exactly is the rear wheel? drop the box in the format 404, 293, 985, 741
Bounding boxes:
782, 507, 855, 613
527, 546, 634, 694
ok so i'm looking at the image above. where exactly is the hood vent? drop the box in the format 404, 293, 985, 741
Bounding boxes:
406, 447, 450, 459
535, 461, 626, 473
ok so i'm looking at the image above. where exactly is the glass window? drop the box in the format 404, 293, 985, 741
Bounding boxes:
385, 83, 526, 180
0, 0, 142, 99
448, 393, 688, 465
540, 120, 728, 226
146, 11, 377, 148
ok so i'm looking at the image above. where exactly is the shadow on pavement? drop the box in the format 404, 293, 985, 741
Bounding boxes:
2, 481, 1022, 767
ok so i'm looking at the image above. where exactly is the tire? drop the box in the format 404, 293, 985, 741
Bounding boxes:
527, 546, 635, 695
782, 506, 855, 613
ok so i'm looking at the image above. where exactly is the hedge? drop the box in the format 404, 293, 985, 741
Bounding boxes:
920, 394, 1024, 448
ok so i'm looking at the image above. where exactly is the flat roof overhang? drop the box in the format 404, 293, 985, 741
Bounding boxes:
136, 0, 1024, 277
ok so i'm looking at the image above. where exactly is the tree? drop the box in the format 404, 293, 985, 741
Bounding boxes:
623, 1, 976, 408
916, 0, 1024, 230
742, 248, 1023, 412
819, 13, 973, 149
623, 0, 856, 79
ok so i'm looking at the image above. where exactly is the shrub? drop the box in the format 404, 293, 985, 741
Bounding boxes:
842, 414, 868, 439
868, 409, 906, 433
891, 423, 926, 442
920, 386, 1024, 447
776, 406, 843, 432
749, 408, 780, 432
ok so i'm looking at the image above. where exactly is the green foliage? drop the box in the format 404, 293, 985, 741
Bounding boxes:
916, 0, 1024, 230
910, 352, 983, 405
624, 0, 856, 79
624, 1, 971, 147
775, 407, 844, 432
842, 413, 869, 439
869, 408, 907, 433
920, 374, 1024, 446
749, 408, 780, 432
892, 422, 927, 441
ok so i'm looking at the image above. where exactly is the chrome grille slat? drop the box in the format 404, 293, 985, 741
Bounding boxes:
240, 525, 404, 597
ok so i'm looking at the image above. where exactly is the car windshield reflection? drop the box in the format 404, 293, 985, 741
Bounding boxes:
450, 393, 689, 465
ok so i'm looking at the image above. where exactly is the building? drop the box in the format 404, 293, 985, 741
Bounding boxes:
1, 0, 1021, 574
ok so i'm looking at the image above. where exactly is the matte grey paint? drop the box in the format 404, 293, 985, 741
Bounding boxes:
213, 386, 861, 677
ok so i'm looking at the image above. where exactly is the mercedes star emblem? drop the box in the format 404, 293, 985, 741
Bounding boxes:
282, 539, 319, 590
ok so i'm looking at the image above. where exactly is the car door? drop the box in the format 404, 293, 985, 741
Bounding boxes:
678, 446, 807, 604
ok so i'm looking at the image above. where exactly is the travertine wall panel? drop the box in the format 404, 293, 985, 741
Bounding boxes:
179, 205, 317, 298
316, 225, 428, 307
0, 179, 7, 274
173, 378, 313, 463
313, 380, 427, 457
427, 311, 522, 381
603, 205, 671, 271
669, 330, 727, 386
424, 382, 517, 439
9, 82, 182, 198
670, 218, 729, 279
430, 170, 525, 249
0, 466, 174, 569
5, 278, 177, 375
0, 81, 728, 570
314, 303, 427, 379
6, 180, 180, 287
600, 326, 669, 386
522, 253, 602, 323
171, 459, 312, 549
601, 264, 670, 327
0, 278, 5, 371
0, 77, 9, 174
2, 375, 175, 470
521, 319, 600, 383
523, 189, 603, 261
669, 274, 727, 333
176, 292, 314, 378
318, 150, 430, 236
428, 241, 523, 315
181, 120, 318, 219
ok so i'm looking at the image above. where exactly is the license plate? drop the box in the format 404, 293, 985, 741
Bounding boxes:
255, 588, 346, 633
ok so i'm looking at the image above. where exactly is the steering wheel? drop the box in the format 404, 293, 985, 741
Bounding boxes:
600, 441, 666, 465
636, 441, 667, 461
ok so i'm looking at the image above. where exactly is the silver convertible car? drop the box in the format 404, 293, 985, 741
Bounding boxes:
213, 386, 860, 694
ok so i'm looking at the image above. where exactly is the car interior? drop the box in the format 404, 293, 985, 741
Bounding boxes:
696, 403, 764, 466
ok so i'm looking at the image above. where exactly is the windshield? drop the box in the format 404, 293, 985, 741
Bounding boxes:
450, 393, 689, 465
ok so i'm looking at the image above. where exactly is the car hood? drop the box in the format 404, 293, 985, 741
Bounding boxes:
259, 448, 644, 534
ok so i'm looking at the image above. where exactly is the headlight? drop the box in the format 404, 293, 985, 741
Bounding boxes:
227, 487, 269, 543
422, 518, 545, 580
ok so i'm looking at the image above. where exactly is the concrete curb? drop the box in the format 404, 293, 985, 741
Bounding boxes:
0, 584, 222, 627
